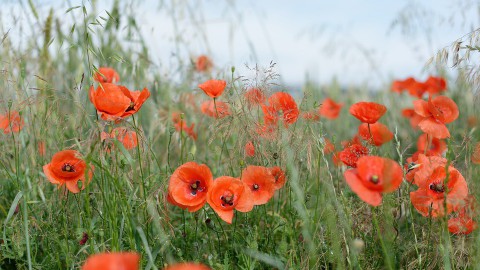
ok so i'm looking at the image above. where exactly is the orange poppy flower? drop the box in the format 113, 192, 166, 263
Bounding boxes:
198, 79, 227, 98
357, 122, 393, 146
401, 108, 423, 129
413, 95, 459, 139
93, 67, 120, 83
82, 252, 139, 270
245, 141, 255, 157
200, 100, 230, 118
262, 92, 299, 127
349, 102, 387, 124
0, 111, 24, 134
245, 88, 266, 104
472, 142, 480, 164
101, 127, 138, 150
425, 76, 447, 95
448, 195, 477, 235
164, 262, 212, 270
89, 83, 150, 121
391, 77, 416, 93
195, 55, 213, 72
339, 143, 369, 168
168, 162, 213, 212
344, 156, 403, 206
207, 176, 254, 224
269, 166, 286, 190
416, 133, 446, 156
43, 150, 94, 193
410, 164, 468, 217
301, 110, 321, 121
318, 98, 343, 120
241, 166, 276, 205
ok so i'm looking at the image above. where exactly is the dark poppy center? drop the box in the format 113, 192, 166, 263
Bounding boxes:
369, 175, 379, 184
190, 180, 203, 195
253, 184, 260, 190
62, 163, 75, 172
221, 195, 234, 207
126, 102, 135, 112
429, 182, 445, 193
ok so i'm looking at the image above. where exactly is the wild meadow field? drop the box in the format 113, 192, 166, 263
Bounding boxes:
1, 1, 480, 269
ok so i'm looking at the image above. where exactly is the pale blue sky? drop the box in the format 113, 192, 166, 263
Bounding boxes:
2, 0, 478, 88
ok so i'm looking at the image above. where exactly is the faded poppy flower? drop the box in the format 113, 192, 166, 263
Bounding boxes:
413, 95, 459, 139
164, 262, 212, 270
245, 141, 255, 157
319, 98, 343, 120
349, 102, 387, 124
102, 127, 138, 150
269, 166, 286, 190
391, 77, 416, 93
94, 67, 120, 83
401, 108, 423, 129
472, 142, 480, 165
168, 162, 213, 212
416, 133, 446, 156
43, 150, 94, 193
207, 176, 254, 224
344, 156, 403, 206
198, 79, 227, 98
332, 151, 343, 167
255, 123, 278, 140
245, 88, 266, 104
358, 122, 393, 146
38, 141, 46, 157
0, 111, 24, 134
82, 252, 140, 270
195, 55, 213, 72
262, 92, 299, 127
172, 113, 197, 140
410, 163, 468, 217
407, 81, 428, 98
89, 83, 150, 121
467, 115, 477, 128
425, 76, 447, 95
241, 165, 276, 205
301, 110, 321, 121
200, 100, 230, 118
323, 138, 335, 155
339, 143, 369, 168
448, 195, 477, 235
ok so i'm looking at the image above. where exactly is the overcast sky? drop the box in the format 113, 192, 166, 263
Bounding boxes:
2, 0, 478, 88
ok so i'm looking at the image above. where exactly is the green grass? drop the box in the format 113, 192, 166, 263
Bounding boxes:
1, 1, 479, 269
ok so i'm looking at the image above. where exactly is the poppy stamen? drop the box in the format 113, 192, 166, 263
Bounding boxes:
125, 102, 135, 112
190, 180, 201, 195
429, 182, 445, 193
221, 195, 234, 206
253, 184, 260, 190
370, 175, 379, 184
62, 163, 75, 172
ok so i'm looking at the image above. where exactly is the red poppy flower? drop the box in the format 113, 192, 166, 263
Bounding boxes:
207, 176, 254, 224
448, 195, 477, 235
410, 163, 468, 217
195, 55, 213, 72
416, 133, 446, 156
198, 79, 227, 98
262, 92, 299, 127
357, 122, 393, 146
344, 156, 403, 206
349, 102, 387, 124
269, 166, 286, 190
409, 154, 447, 186
89, 83, 150, 121
200, 100, 230, 118
245, 88, 266, 104
168, 162, 213, 212
425, 76, 447, 95
172, 113, 197, 140
245, 141, 255, 157
341, 135, 362, 148
339, 144, 369, 168
401, 108, 423, 129
301, 111, 321, 121
43, 150, 94, 193
407, 81, 428, 98
472, 142, 480, 165
413, 95, 459, 139
323, 138, 335, 155
101, 127, 138, 150
391, 77, 416, 93
164, 262, 212, 270
318, 98, 343, 120
241, 166, 276, 205
93, 67, 120, 83
0, 111, 24, 134
82, 252, 139, 270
